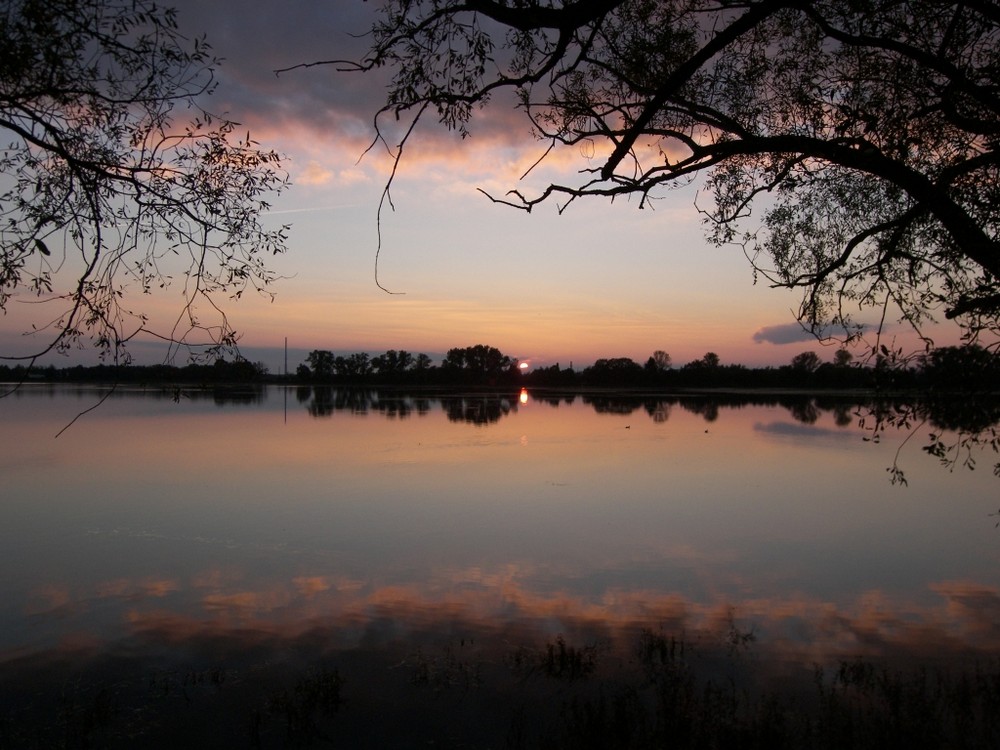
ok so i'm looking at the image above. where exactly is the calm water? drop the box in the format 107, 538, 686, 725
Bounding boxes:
2, 385, 999, 746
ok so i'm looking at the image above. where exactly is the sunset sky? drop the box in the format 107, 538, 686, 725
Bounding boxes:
1, 1, 968, 372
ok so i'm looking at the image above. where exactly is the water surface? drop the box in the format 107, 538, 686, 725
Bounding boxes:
2, 385, 998, 746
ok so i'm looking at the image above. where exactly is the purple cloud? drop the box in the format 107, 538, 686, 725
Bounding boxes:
752, 322, 823, 345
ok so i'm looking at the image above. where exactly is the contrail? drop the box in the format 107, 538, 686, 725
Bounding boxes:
262, 204, 362, 216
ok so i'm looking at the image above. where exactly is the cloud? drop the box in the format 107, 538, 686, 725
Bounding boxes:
166, 1, 647, 194
752, 322, 822, 345
753, 320, 872, 346
290, 160, 372, 189
297, 161, 334, 186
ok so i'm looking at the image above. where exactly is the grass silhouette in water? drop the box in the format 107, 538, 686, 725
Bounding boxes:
3, 628, 1000, 748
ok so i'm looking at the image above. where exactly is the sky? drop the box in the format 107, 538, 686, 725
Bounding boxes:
1, 1, 968, 373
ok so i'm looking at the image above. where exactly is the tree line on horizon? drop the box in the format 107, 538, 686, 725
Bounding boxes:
293, 343, 1000, 393
3, 342, 998, 393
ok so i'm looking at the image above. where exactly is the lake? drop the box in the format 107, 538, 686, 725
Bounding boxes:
2, 385, 999, 748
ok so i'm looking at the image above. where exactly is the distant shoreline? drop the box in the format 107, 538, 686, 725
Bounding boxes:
5, 380, 996, 400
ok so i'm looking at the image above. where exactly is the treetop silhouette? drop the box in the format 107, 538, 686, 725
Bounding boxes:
327, 0, 1000, 351
0, 0, 288, 366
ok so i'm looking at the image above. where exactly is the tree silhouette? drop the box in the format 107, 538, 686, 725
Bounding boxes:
334, 353, 372, 380
306, 350, 335, 381
441, 344, 519, 383
650, 350, 672, 370
584, 357, 643, 385
833, 349, 854, 368
1, 0, 287, 366
372, 349, 414, 376
791, 351, 822, 373
326, 1, 1000, 350
919, 344, 1000, 392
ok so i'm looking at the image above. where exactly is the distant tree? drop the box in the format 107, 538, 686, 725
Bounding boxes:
593, 357, 642, 372
833, 349, 854, 368
357, 352, 372, 378
208, 357, 264, 383
372, 349, 398, 374
585, 357, 644, 385
441, 344, 517, 383
373, 349, 417, 381
645, 349, 672, 377
2, 0, 287, 365
414, 353, 433, 371
920, 344, 1000, 392
525, 361, 579, 387
442, 348, 467, 371
652, 350, 672, 371
329, 1, 1000, 352
679, 352, 724, 386
790, 351, 822, 373
306, 350, 335, 380
334, 353, 372, 380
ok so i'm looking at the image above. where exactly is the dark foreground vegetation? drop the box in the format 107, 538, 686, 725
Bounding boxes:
2, 623, 998, 749
4, 343, 1000, 394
